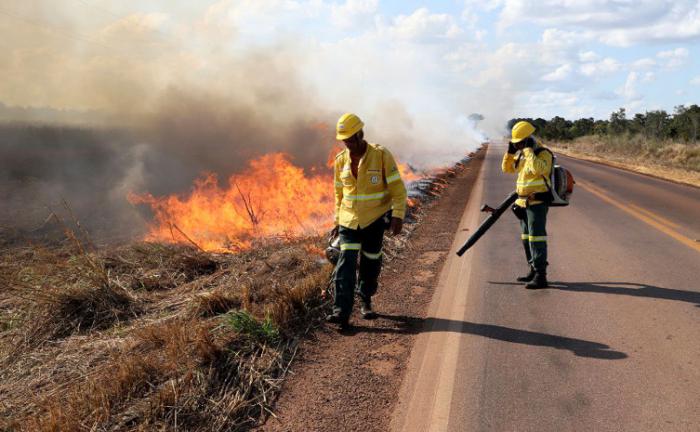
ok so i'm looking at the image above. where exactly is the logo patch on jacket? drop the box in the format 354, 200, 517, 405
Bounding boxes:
370, 175, 379, 184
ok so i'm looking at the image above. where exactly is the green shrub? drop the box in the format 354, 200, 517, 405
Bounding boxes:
225, 310, 280, 344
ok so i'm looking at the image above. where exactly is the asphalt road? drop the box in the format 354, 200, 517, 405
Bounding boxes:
391, 143, 700, 432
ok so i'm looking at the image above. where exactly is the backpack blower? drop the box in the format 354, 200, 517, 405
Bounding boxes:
456, 191, 518, 256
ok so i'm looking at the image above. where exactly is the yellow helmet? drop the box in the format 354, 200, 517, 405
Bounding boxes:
511, 121, 535, 143
336, 113, 364, 140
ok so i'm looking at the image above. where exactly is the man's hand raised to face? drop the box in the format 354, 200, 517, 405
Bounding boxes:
507, 141, 517, 154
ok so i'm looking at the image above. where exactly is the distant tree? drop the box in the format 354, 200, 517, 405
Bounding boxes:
544, 116, 573, 140
672, 105, 700, 142
531, 118, 548, 137
630, 113, 646, 135
608, 108, 627, 135
509, 104, 698, 143
571, 117, 594, 138
645, 110, 670, 139
593, 120, 608, 135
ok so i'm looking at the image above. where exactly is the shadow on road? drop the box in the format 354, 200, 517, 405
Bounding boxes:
489, 280, 700, 307
346, 314, 627, 360
554, 281, 700, 307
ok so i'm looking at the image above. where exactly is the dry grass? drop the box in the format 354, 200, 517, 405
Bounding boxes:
0, 237, 331, 431
0, 151, 476, 431
552, 135, 700, 187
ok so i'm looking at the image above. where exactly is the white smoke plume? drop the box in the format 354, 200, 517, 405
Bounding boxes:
0, 1, 519, 238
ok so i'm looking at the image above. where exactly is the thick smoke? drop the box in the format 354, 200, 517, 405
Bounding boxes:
0, 5, 342, 239
0, 62, 337, 239
0, 2, 498, 241
0, 124, 147, 239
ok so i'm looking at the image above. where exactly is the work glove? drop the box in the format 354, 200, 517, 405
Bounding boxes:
523, 137, 535, 149
507, 141, 517, 154
389, 217, 403, 236
330, 225, 339, 238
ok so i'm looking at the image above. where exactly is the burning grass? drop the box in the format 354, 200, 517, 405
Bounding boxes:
0, 150, 478, 431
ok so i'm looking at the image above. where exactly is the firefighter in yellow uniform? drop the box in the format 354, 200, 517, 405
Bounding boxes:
502, 121, 553, 289
327, 113, 407, 328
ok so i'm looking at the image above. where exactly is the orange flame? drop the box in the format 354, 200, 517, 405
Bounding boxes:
130, 150, 427, 252
398, 162, 421, 183
129, 153, 335, 251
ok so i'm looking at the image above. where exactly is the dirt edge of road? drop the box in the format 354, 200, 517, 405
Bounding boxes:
550, 146, 700, 189
257, 147, 486, 432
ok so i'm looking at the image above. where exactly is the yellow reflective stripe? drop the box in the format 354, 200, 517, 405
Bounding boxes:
386, 172, 401, 184
528, 235, 547, 242
362, 250, 382, 260
521, 234, 529, 240
335, 181, 344, 187
345, 191, 388, 201
517, 179, 546, 187
341, 243, 361, 251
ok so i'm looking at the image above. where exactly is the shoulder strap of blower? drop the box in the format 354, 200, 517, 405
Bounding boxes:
531, 147, 555, 203
537, 147, 554, 188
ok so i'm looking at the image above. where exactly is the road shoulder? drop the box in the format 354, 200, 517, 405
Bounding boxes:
550, 146, 700, 189
258, 147, 486, 432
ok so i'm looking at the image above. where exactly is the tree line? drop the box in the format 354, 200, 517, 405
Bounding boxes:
508, 104, 700, 143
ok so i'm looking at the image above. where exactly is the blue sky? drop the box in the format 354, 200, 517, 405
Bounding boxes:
1, 0, 699, 146
211, 0, 700, 124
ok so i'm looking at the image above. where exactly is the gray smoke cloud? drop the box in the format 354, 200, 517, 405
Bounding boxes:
0, 2, 501, 241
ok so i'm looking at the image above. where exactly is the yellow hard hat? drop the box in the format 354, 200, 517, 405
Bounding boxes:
336, 113, 364, 140
511, 121, 535, 143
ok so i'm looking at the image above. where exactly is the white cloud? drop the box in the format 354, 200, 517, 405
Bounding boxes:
641, 72, 655, 83
578, 51, 600, 62
518, 89, 593, 118
579, 57, 620, 77
656, 47, 689, 69
331, 0, 378, 29
388, 8, 463, 41
498, 0, 700, 46
541, 28, 587, 48
542, 63, 573, 81
537, 28, 593, 66
616, 71, 642, 102
691, 76, 700, 85
632, 58, 656, 70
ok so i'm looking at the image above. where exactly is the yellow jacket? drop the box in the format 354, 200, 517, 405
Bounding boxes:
502, 143, 553, 207
334, 143, 408, 229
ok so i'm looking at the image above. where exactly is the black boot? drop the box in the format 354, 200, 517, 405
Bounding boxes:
360, 299, 377, 319
517, 267, 536, 283
326, 311, 350, 329
525, 272, 548, 289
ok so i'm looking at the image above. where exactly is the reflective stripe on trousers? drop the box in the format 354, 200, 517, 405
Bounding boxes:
334, 215, 386, 317
519, 203, 549, 272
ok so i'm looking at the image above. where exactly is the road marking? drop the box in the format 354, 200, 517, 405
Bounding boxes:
578, 181, 700, 253
391, 147, 488, 432
627, 203, 682, 230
